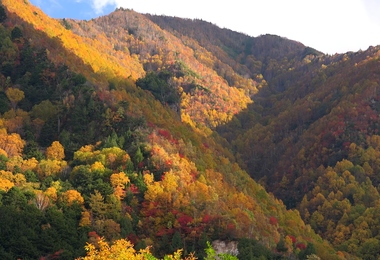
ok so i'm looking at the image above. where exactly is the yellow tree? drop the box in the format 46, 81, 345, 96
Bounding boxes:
0, 177, 14, 192
79, 210, 92, 227
5, 87, 24, 110
20, 157, 39, 172
5, 156, 23, 172
0, 129, 25, 157
110, 172, 130, 188
36, 159, 67, 179
61, 189, 85, 206
74, 144, 97, 164
45, 186, 58, 201
110, 172, 130, 200
91, 161, 105, 172
46, 141, 65, 160
0, 170, 13, 181
78, 238, 149, 260
77, 237, 195, 260
13, 173, 26, 186
0, 170, 24, 189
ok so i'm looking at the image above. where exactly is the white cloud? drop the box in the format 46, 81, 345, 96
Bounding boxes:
90, 0, 119, 14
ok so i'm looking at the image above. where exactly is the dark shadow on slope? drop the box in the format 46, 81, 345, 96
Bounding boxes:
216, 45, 380, 208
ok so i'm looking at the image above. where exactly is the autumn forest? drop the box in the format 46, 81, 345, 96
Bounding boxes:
0, 0, 380, 259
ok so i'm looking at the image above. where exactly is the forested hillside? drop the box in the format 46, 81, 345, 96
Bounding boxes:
146, 14, 380, 258
0, 0, 374, 259
217, 38, 380, 258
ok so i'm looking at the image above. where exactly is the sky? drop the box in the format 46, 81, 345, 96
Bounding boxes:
29, 0, 380, 54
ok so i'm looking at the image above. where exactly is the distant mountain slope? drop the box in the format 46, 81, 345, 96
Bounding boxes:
0, 1, 341, 259
151, 12, 380, 259
219, 41, 380, 257
147, 15, 323, 84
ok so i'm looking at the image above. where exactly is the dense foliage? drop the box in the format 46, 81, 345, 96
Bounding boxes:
217, 32, 380, 259
1, 0, 376, 259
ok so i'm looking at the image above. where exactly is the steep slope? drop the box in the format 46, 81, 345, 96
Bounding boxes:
219, 43, 380, 258
65, 9, 254, 129
151, 12, 380, 260
0, 1, 340, 260
146, 15, 323, 87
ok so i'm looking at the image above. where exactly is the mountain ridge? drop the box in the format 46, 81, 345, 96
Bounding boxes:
0, 0, 372, 259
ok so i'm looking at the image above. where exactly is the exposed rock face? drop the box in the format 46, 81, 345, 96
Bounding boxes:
212, 240, 239, 257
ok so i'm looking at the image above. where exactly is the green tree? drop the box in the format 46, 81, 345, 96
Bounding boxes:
23, 140, 44, 160
11, 26, 23, 40
0, 5, 6, 23
30, 100, 57, 121
134, 146, 144, 166
358, 238, 380, 260
237, 238, 274, 259
0, 92, 10, 113
1, 187, 27, 208
89, 190, 108, 219
171, 231, 183, 252
120, 216, 134, 237
276, 237, 288, 253
136, 71, 179, 105
299, 243, 317, 260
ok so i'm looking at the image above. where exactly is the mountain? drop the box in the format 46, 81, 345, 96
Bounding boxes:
0, 0, 370, 259
146, 14, 322, 81
148, 13, 380, 258
217, 36, 380, 258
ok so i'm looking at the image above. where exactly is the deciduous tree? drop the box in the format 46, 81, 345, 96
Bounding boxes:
61, 189, 84, 206
46, 141, 65, 160
5, 87, 24, 110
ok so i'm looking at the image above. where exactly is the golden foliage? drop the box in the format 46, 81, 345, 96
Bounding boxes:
113, 186, 125, 200
5, 155, 23, 172
110, 172, 130, 200
110, 172, 130, 188
91, 161, 105, 172
20, 157, 39, 172
46, 141, 65, 160
13, 173, 26, 186
0, 129, 25, 157
0, 170, 25, 187
61, 189, 85, 206
2, 0, 145, 82
78, 238, 149, 260
143, 171, 154, 186
45, 186, 58, 201
0, 148, 8, 157
36, 159, 68, 179
79, 210, 92, 227
77, 237, 195, 260
0, 177, 14, 192
0, 170, 14, 181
